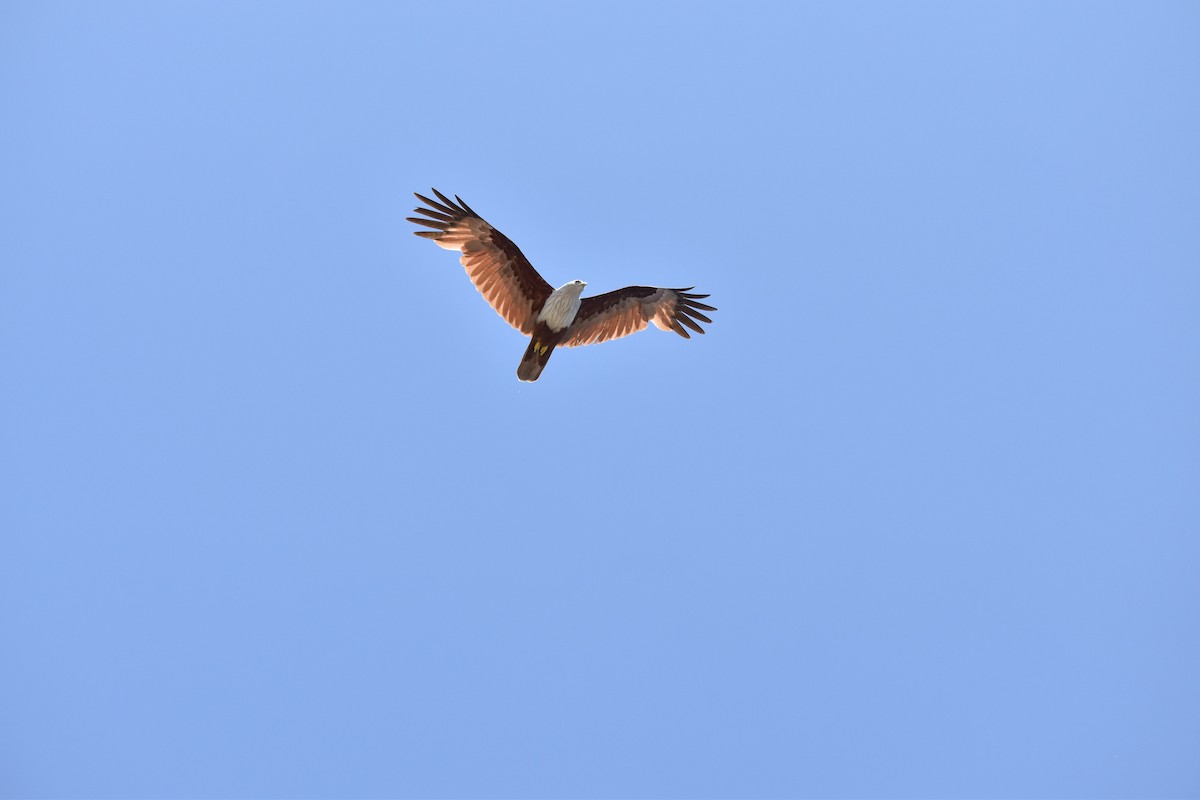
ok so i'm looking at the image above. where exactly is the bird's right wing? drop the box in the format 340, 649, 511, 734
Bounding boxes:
408, 190, 553, 335
560, 286, 715, 347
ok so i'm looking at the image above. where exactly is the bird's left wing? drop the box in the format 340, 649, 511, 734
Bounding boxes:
560, 287, 716, 347
408, 190, 553, 335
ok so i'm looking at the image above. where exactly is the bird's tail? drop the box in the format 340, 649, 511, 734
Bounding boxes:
517, 338, 556, 382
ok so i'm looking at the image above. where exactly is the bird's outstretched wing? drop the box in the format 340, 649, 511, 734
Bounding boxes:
408, 190, 553, 335
560, 287, 716, 347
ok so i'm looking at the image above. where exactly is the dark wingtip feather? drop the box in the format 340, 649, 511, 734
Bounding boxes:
455, 195, 478, 216
668, 319, 692, 339
415, 192, 456, 215
676, 313, 705, 334
413, 230, 441, 239
414, 207, 454, 221
431, 188, 461, 212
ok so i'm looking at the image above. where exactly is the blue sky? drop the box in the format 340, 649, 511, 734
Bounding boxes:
2, 1, 1198, 797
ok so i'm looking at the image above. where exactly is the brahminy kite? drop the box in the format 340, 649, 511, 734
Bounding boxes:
407, 189, 716, 381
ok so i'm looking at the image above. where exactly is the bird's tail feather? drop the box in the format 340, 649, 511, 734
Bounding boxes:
517, 339, 555, 382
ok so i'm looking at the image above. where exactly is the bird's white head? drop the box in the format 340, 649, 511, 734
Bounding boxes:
556, 280, 587, 301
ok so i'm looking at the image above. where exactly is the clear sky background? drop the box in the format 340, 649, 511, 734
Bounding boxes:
2, 1, 1198, 797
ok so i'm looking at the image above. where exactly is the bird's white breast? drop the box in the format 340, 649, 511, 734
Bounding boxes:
537, 284, 584, 332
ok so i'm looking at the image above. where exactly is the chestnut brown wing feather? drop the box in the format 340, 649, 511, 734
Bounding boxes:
560, 286, 716, 347
408, 190, 553, 335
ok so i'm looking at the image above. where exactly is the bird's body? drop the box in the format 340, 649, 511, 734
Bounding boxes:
408, 189, 715, 381
518, 280, 586, 381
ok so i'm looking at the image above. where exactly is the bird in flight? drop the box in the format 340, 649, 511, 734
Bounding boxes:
407, 189, 716, 382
